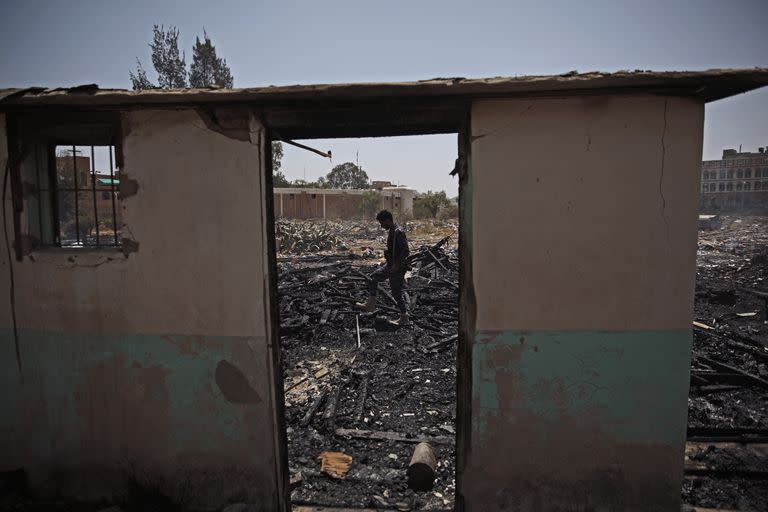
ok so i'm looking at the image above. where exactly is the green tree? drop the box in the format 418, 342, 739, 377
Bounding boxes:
324, 162, 369, 189
129, 26, 233, 90
290, 178, 326, 188
189, 31, 233, 88
437, 202, 459, 220
129, 59, 154, 90
359, 190, 381, 218
272, 142, 284, 171
130, 25, 187, 90
413, 191, 450, 218
271, 142, 286, 186
273, 171, 290, 188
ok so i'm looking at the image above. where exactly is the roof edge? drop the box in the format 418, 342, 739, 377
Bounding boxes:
1, 68, 767, 109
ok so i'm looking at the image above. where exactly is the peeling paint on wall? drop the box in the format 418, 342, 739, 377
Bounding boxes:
215, 360, 262, 404
0, 328, 276, 507
120, 237, 139, 255
195, 108, 251, 142
0, 108, 277, 508
119, 175, 139, 198
467, 329, 691, 510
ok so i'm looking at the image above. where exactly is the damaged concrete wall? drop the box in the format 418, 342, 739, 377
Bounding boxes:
0, 110, 280, 509
274, 188, 410, 220
465, 96, 703, 511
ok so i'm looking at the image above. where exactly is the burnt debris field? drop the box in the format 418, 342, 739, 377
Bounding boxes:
684, 215, 768, 511
276, 216, 768, 511
277, 220, 459, 510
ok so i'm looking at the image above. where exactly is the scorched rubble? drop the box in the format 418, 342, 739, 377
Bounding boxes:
278, 223, 458, 509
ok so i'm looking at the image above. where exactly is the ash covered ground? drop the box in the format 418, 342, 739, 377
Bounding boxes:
683, 215, 768, 512
277, 219, 459, 510
277, 216, 768, 511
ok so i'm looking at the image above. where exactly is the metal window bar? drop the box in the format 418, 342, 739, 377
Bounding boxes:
71, 145, 80, 244
109, 146, 118, 246
48, 145, 60, 246
90, 146, 100, 245
40, 144, 121, 248
34, 146, 43, 242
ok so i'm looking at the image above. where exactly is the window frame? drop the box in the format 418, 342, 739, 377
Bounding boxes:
46, 144, 122, 249
12, 111, 124, 252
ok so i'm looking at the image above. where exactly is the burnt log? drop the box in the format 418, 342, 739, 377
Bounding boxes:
407, 442, 437, 491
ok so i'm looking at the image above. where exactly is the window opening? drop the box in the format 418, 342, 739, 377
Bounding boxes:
44, 145, 121, 248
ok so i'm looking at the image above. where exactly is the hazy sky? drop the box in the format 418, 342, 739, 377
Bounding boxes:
1, 0, 766, 195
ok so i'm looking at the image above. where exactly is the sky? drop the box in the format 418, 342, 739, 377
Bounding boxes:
1, 0, 767, 196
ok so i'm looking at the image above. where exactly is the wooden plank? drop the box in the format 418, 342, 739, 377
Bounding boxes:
696, 354, 768, 389
335, 427, 454, 445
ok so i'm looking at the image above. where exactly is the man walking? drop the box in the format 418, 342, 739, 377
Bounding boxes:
356, 210, 410, 325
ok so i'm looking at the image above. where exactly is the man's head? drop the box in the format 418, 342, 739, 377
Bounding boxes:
376, 209, 394, 229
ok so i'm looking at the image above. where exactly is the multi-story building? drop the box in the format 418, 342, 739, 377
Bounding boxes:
700, 147, 768, 211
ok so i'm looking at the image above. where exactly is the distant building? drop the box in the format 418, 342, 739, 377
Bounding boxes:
371, 180, 394, 190
274, 186, 415, 219
700, 147, 768, 211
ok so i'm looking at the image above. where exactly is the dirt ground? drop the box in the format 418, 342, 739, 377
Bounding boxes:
279, 215, 768, 511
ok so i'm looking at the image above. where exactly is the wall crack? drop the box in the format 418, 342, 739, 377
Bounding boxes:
659, 98, 671, 248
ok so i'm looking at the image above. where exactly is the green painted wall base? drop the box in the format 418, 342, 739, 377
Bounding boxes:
0, 328, 275, 508
466, 329, 692, 511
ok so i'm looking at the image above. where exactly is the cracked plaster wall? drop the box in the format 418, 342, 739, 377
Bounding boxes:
471, 95, 703, 332
465, 95, 704, 511
0, 110, 280, 509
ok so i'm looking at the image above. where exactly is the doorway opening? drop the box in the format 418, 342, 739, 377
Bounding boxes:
268, 133, 462, 510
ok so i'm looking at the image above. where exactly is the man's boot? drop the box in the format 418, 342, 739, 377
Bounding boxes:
389, 312, 409, 326
355, 295, 376, 312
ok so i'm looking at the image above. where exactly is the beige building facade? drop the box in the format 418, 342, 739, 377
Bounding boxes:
274, 186, 415, 219
700, 148, 768, 211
